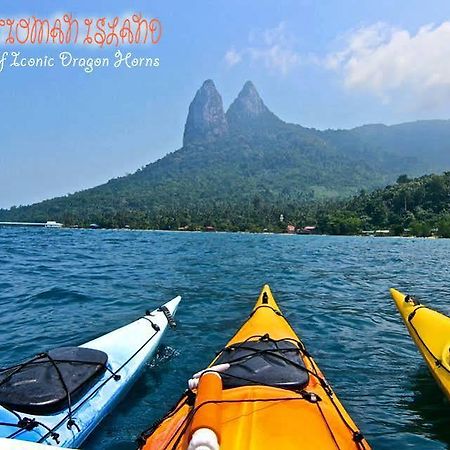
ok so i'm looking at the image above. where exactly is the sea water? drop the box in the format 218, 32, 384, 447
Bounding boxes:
1, 228, 449, 449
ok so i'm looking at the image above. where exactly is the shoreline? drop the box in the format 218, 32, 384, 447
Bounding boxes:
0, 225, 443, 239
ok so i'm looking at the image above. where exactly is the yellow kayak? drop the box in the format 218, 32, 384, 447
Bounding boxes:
138, 285, 370, 450
390, 288, 450, 400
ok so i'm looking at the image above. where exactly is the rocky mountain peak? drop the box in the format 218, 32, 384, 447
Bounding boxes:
183, 80, 228, 146
226, 81, 278, 129
236, 81, 267, 113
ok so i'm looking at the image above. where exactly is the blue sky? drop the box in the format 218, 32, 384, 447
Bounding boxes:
2, 0, 450, 208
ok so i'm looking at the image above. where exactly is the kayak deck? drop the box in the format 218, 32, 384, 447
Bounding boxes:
0, 296, 181, 448
140, 285, 369, 450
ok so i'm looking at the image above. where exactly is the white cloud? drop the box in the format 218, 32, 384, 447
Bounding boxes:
224, 49, 241, 67
224, 22, 301, 75
326, 21, 450, 109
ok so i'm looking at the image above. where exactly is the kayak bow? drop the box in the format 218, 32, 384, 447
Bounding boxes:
0, 295, 181, 448
138, 285, 370, 450
390, 288, 450, 400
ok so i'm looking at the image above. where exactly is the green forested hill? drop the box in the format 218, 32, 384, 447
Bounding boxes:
2, 80, 450, 231
318, 172, 450, 236
0, 133, 383, 230
349, 121, 450, 172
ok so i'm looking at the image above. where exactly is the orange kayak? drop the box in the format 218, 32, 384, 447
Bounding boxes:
138, 285, 370, 450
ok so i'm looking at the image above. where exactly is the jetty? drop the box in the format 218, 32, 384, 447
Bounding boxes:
0, 221, 63, 228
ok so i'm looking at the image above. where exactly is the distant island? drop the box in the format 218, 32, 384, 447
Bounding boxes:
2, 80, 450, 235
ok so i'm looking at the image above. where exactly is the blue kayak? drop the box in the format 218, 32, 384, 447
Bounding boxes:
0, 296, 181, 448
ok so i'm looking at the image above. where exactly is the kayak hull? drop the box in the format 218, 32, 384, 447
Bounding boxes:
0, 438, 78, 450
0, 296, 181, 447
139, 285, 370, 450
391, 288, 450, 400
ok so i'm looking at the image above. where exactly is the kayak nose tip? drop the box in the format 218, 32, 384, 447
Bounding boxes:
390, 288, 409, 310
258, 284, 273, 303
164, 295, 182, 315
390, 287, 399, 297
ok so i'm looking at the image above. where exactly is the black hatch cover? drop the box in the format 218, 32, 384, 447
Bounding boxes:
214, 339, 309, 390
0, 347, 108, 415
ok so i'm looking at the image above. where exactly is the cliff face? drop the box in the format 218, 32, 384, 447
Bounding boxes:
183, 80, 228, 146
183, 80, 282, 145
226, 81, 280, 130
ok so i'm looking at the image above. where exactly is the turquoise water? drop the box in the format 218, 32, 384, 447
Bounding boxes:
1, 228, 450, 449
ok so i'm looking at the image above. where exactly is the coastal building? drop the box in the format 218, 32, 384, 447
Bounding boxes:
374, 229, 390, 236
297, 226, 317, 234
286, 224, 296, 234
